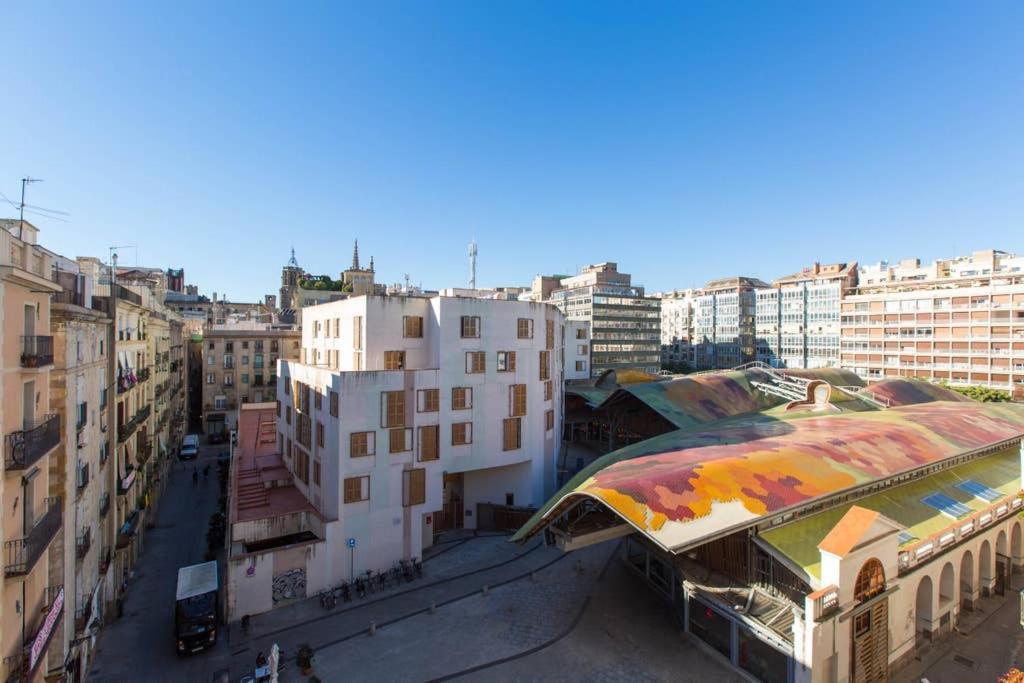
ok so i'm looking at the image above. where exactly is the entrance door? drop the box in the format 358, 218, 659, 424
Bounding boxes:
997, 555, 1010, 596
24, 304, 35, 338
851, 598, 889, 683
434, 473, 464, 533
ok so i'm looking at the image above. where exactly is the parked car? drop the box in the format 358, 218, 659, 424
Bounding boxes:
180, 434, 200, 460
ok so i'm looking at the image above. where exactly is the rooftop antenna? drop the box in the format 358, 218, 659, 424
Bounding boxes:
468, 238, 477, 289
19, 177, 43, 238
404, 273, 411, 292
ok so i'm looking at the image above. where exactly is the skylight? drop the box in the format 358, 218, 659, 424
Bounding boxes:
897, 531, 916, 546
921, 493, 972, 519
955, 480, 1003, 504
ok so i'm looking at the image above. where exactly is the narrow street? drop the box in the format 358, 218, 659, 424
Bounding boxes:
89, 442, 231, 682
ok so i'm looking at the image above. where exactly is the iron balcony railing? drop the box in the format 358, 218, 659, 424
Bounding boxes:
5, 414, 60, 471
99, 546, 111, 574
115, 284, 141, 306
4, 497, 62, 577
20, 336, 54, 368
75, 528, 91, 561
117, 418, 137, 443
99, 493, 110, 519
137, 367, 151, 383
135, 404, 151, 423
76, 462, 89, 495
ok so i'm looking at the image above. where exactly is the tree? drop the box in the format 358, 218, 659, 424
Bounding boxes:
942, 383, 1011, 403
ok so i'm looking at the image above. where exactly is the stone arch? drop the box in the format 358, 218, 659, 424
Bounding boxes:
998, 529, 1008, 558
854, 558, 886, 602
939, 562, 956, 606
959, 550, 975, 610
915, 575, 933, 643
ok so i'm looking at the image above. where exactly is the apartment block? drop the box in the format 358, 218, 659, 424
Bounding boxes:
224, 295, 564, 620
201, 326, 301, 437
755, 262, 857, 369
547, 263, 660, 377
693, 276, 768, 370
840, 250, 1024, 396
0, 220, 65, 682
565, 320, 591, 380
658, 290, 696, 370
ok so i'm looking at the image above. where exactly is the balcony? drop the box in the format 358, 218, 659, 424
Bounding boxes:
74, 597, 93, 634
135, 404, 151, 423
117, 419, 137, 444
137, 367, 151, 383
4, 497, 62, 577
136, 440, 153, 465
99, 546, 111, 574
118, 465, 136, 495
76, 462, 89, 496
115, 283, 142, 306
99, 493, 110, 519
20, 335, 54, 368
75, 528, 91, 561
116, 511, 140, 549
5, 414, 60, 471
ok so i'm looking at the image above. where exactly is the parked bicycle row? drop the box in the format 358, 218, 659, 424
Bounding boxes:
319, 558, 423, 609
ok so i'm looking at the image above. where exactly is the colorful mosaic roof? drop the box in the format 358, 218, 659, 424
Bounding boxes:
514, 401, 1024, 552
865, 378, 972, 407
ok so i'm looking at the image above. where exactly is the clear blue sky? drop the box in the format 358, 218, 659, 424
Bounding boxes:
4, 2, 1022, 301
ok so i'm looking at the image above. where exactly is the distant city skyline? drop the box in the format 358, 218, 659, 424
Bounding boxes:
4, 2, 1022, 301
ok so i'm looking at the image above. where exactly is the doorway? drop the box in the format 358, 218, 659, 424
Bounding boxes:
434, 473, 464, 534
851, 599, 889, 683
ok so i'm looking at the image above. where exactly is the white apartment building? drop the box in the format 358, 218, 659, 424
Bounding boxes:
755, 263, 857, 369
268, 295, 563, 588
565, 320, 591, 380
694, 277, 767, 370
840, 250, 1024, 396
658, 290, 695, 369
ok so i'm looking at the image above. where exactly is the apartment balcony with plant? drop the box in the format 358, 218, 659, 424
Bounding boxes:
19, 335, 54, 368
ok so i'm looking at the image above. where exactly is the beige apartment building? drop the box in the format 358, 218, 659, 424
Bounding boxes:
0, 220, 65, 682
840, 250, 1024, 396
202, 326, 300, 437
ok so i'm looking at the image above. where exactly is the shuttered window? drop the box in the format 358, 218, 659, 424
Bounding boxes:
418, 425, 439, 461
509, 384, 527, 417
465, 351, 485, 374
344, 476, 369, 503
502, 418, 521, 451
403, 315, 423, 338
417, 388, 439, 412
350, 431, 375, 457
517, 318, 533, 339
403, 468, 426, 507
497, 351, 516, 372
381, 391, 406, 428
384, 351, 405, 370
452, 387, 473, 410
452, 421, 473, 445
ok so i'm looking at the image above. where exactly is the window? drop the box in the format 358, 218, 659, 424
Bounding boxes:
344, 476, 369, 503
285, 408, 292, 425
452, 421, 473, 445
465, 351, 485, 374
417, 388, 439, 412
381, 391, 406, 428
316, 421, 325, 448
502, 417, 522, 451
517, 318, 533, 339
224, 374, 234, 386
576, 327, 587, 339
100, 388, 108, 410
242, 355, 249, 365
575, 360, 586, 372
353, 316, 363, 350
418, 425, 439, 461
223, 354, 234, 368
403, 468, 426, 507
577, 344, 588, 355
271, 340, 279, 352
294, 447, 309, 484
460, 315, 480, 338
350, 431, 375, 457
208, 341, 214, 350
254, 353, 264, 369
76, 402, 88, 429
313, 460, 321, 486
284, 380, 290, 395
215, 396, 227, 410
243, 341, 249, 349
853, 558, 886, 602
452, 387, 473, 410
206, 373, 215, 384
255, 340, 264, 352
384, 350, 406, 370
311, 390, 320, 410
539, 351, 551, 380
389, 428, 412, 453
330, 390, 339, 417
509, 384, 527, 417
545, 320, 554, 349
403, 316, 424, 338
208, 355, 215, 366
276, 400, 281, 417
544, 380, 552, 401
545, 409, 554, 431
497, 351, 516, 372
242, 374, 249, 384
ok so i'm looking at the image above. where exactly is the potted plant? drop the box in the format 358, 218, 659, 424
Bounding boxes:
297, 643, 315, 675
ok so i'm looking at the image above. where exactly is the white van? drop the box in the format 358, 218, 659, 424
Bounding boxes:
180, 434, 200, 460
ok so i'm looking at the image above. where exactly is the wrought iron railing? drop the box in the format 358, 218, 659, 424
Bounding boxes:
20, 335, 54, 368
75, 528, 91, 561
4, 497, 62, 577
5, 414, 60, 470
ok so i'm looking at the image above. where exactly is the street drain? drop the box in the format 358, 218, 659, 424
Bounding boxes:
953, 654, 976, 668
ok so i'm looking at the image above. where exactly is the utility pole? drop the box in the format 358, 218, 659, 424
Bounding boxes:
19, 177, 43, 239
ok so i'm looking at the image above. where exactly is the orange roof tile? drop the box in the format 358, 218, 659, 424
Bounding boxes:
817, 506, 879, 557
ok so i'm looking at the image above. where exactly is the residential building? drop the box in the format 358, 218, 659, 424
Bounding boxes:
693, 276, 768, 370
520, 367, 1024, 683
0, 220, 65, 682
565, 321, 591, 380
755, 262, 857, 369
202, 327, 301, 437
224, 295, 565, 621
840, 249, 1024, 396
547, 262, 660, 377
658, 290, 696, 370
47, 256, 111, 680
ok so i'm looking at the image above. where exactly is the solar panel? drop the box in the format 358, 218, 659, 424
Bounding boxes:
921, 493, 972, 519
955, 480, 1002, 503
897, 531, 916, 545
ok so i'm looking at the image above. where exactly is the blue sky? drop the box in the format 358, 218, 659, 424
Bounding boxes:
4, 2, 1022, 301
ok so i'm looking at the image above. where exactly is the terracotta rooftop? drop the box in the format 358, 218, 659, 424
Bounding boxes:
817, 506, 880, 557
231, 403, 318, 524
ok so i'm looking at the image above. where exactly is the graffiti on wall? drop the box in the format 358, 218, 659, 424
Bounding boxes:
272, 568, 306, 603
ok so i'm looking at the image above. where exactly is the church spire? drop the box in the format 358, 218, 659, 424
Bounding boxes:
369, 255, 374, 272
352, 239, 360, 270
287, 246, 299, 268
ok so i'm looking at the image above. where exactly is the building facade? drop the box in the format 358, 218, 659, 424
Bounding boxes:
755, 263, 857, 369
694, 276, 768, 370
547, 263, 660, 377
658, 290, 696, 370
202, 327, 301, 437
840, 250, 1024, 396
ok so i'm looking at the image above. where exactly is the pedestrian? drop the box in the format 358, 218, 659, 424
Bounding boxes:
192, 470, 198, 486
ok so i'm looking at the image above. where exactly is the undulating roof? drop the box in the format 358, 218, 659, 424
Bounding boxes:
513, 401, 1024, 553
866, 378, 972, 407
759, 447, 1021, 582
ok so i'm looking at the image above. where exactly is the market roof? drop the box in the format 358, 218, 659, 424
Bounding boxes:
759, 447, 1021, 582
513, 400, 1024, 553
